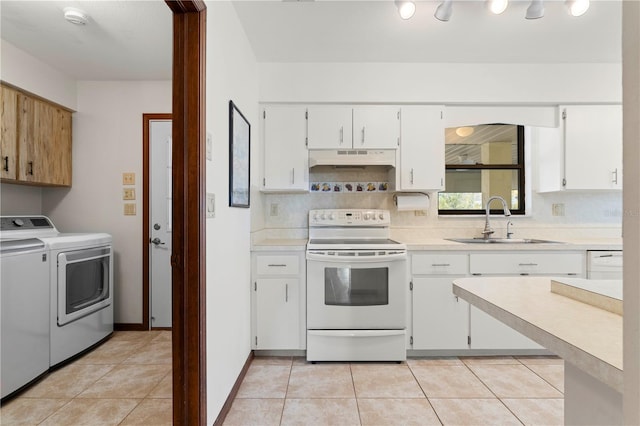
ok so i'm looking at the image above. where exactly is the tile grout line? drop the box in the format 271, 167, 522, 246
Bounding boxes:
278, 357, 294, 426
461, 359, 526, 426
406, 360, 445, 426
349, 362, 364, 426
519, 361, 565, 395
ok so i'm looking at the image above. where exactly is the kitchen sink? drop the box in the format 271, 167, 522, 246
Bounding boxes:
446, 238, 563, 244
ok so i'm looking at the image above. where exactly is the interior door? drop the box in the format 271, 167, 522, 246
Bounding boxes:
150, 119, 173, 328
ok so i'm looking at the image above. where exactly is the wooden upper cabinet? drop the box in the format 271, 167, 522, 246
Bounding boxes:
1, 86, 18, 180
4, 85, 72, 186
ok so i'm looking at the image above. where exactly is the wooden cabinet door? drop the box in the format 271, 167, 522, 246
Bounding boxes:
17, 94, 72, 186
399, 106, 445, 191
1, 86, 18, 180
352, 106, 400, 149
307, 106, 353, 149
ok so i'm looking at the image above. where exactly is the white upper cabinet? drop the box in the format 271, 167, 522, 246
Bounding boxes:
398, 106, 445, 191
352, 106, 400, 149
307, 106, 353, 149
537, 105, 622, 192
308, 105, 400, 149
262, 105, 309, 192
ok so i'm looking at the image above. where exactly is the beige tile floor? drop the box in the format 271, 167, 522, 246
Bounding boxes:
224, 355, 565, 426
0, 330, 172, 426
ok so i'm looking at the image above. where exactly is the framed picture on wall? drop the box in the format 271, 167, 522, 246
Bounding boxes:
229, 100, 250, 208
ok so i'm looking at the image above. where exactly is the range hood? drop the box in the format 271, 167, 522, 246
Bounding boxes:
309, 149, 396, 168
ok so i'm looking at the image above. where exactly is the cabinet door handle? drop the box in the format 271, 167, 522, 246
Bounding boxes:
285, 284, 289, 302
291, 168, 295, 184
340, 126, 344, 145
410, 168, 414, 185
28, 161, 33, 175
431, 263, 451, 267
361, 127, 365, 145
518, 263, 538, 266
3, 156, 8, 172
268, 264, 287, 267
612, 168, 618, 184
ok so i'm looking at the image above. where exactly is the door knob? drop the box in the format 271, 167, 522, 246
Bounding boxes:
150, 237, 165, 246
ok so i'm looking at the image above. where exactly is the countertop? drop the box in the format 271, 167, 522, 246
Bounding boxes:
251, 237, 622, 251
452, 276, 623, 393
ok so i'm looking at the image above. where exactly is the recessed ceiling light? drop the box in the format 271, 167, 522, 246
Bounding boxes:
63, 7, 89, 26
456, 127, 475, 137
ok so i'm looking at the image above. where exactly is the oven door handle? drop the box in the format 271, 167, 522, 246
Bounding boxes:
307, 330, 405, 338
306, 252, 407, 262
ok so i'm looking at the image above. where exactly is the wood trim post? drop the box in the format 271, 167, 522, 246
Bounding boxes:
166, 1, 207, 425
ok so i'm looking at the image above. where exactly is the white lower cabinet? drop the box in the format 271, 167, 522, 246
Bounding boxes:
251, 252, 306, 350
467, 251, 585, 350
413, 277, 469, 350
255, 278, 300, 349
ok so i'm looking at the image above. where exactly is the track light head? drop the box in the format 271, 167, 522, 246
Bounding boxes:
525, 0, 544, 19
566, 0, 589, 17
395, 0, 416, 20
487, 0, 509, 15
435, 0, 453, 22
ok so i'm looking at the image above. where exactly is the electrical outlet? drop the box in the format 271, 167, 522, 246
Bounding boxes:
124, 203, 136, 216
552, 203, 565, 216
206, 193, 215, 218
414, 210, 427, 217
122, 172, 135, 185
123, 188, 135, 200
270, 203, 279, 216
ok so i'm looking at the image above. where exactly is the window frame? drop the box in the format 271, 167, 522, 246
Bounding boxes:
438, 125, 526, 216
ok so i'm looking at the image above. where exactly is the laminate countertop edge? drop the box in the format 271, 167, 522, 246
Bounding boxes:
453, 276, 623, 393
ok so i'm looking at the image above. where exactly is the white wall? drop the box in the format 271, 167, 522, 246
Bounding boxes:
0, 39, 77, 110
42, 81, 171, 324
204, 2, 259, 423
0, 183, 42, 214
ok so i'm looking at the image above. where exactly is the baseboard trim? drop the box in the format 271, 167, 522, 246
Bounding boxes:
213, 351, 254, 426
151, 327, 172, 331
114, 323, 147, 331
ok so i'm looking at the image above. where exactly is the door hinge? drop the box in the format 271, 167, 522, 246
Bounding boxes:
42, 253, 47, 262
263, 177, 266, 186
562, 178, 567, 187
397, 110, 400, 120
305, 137, 308, 147
254, 282, 257, 291
562, 109, 567, 120
409, 281, 413, 291
440, 110, 443, 119
263, 110, 266, 119
410, 336, 413, 345
305, 110, 308, 120
397, 137, 400, 147
467, 335, 471, 345
255, 336, 258, 346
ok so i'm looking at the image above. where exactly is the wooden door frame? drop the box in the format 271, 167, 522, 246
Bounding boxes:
165, 1, 207, 424
142, 113, 172, 332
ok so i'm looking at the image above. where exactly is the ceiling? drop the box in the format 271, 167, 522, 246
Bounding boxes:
0, 0, 621, 81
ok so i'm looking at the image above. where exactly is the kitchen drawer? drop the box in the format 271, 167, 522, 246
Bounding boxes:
256, 255, 300, 276
412, 253, 468, 275
469, 252, 584, 275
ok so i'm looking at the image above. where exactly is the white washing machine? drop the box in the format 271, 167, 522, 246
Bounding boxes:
0, 228, 50, 399
1, 216, 114, 367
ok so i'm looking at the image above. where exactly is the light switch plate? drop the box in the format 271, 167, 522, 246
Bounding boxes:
123, 188, 136, 200
206, 132, 213, 161
124, 203, 137, 216
206, 193, 215, 218
123, 172, 135, 185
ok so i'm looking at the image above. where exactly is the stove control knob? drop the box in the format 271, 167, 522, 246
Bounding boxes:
312, 213, 319, 222
13, 218, 25, 227
329, 213, 337, 220
379, 212, 385, 220
320, 213, 327, 220
363, 212, 371, 220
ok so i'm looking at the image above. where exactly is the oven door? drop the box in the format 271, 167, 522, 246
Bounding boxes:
306, 251, 407, 329
57, 246, 113, 326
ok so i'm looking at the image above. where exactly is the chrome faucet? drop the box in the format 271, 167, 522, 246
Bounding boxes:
482, 196, 511, 239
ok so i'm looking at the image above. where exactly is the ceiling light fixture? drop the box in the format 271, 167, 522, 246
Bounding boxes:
455, 127, 475, 137
395, 0, 416, 20
487, 0, 509, 15
566, 0, 589, 17
525, 0, 544, 19
435, 0, 453, 22
63, 7, 89, 25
